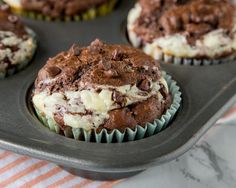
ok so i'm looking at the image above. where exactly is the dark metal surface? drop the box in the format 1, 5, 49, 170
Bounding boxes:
0, 0, 235, 180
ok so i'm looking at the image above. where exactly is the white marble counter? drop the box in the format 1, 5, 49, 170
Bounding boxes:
116, 116, 236, 188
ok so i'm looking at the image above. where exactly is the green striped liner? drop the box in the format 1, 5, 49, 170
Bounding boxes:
34, 72, 182, 143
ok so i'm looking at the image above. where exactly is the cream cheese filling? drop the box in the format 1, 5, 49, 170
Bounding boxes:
0, 30, 36, 73
33, 77, 168, 131
127, 3, 236, 59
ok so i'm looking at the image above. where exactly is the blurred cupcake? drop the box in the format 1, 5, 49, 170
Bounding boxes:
32, 39, 181, 143
127, 0, 236, 65
3, 0, 118, 21
0, 4, 36, 78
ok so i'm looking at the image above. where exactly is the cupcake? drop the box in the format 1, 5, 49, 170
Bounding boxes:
32, 39, 181, 143
3, 0, 118, 21
0, 4, 36, 78
127, 0, 236, 65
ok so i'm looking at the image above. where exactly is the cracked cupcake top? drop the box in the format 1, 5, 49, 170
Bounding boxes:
35, 39, 162, 94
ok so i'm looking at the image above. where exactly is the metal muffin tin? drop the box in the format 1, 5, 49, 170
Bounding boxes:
0, 0, 236, 180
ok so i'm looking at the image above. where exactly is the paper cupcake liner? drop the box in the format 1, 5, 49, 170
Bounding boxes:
0, 28, 37, 79
34, 72, 181, 143
145, 47, 236, 66
9, 0, 117, 21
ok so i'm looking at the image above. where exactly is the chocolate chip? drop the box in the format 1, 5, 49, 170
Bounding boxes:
112, 49, 124, 61
137, 79, 151, 91
159, 84, 167, 99
112, 91, 127, 107
8, 15, 19, 23
169, 16, 182, 30
96, 88, 102, 93
90, 39, 103, 47
89, 39, 104, 52
104, 70, 119, 78
46, 66, 61, 78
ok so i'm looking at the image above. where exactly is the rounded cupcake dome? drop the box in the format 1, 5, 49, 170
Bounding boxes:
32, 39, 180, 142
0, 4, 36, 78
3, 0, 118, 20
127, 0, 236, 65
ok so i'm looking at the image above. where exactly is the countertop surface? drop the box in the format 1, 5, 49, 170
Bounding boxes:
116, 107, 236, 188
0, 108, 235, 188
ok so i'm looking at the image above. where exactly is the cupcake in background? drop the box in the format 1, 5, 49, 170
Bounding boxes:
0, 4, 36, 78
3, 0, 118, 21
127, 0, 236, 65
32, 39, 181, 143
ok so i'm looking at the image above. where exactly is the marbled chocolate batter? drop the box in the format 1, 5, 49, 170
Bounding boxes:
33, 39, 171, 132
134, 0, 235, 45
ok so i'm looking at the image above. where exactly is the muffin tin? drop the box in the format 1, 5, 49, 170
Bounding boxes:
0, 0, 236, 180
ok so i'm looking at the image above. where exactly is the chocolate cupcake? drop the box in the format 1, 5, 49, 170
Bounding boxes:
32, 39, 181, 143
0, 4, 36, 78
3, 0, 117, 21
127, 0, 236, 65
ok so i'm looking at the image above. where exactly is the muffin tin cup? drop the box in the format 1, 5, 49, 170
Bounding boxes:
0, 28, 37, 79
9, 0, 117, 21
0, 0, 234, 181
34, 72, 182, 143
160, 51, 236, 66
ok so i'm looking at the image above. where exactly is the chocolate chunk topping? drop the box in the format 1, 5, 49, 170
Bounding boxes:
133, 0, 235, 45
34, 39, 162, 93
112, 91, 127, 107
137, 78, 151, 91
0, 4, 27, 37
46, 66, 62, 78
20, 0, 109, 18
112, 49, 125, 61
